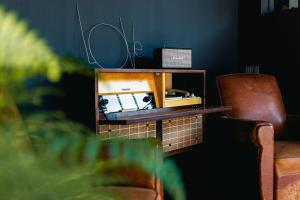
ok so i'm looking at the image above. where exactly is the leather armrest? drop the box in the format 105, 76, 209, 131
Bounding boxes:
220, 117, 273, 146
220, 117, 274, 200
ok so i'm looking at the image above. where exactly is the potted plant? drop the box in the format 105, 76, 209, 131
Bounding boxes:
0, 5, 185, 200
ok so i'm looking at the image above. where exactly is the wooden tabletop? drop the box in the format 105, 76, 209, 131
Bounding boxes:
99, 106, 231, 125
95, 68, 206, 73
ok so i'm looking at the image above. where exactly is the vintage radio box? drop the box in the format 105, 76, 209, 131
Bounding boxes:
153, 48, 192, 69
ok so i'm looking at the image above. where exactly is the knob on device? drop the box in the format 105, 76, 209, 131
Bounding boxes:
99, 98, 109, 107
143, 95, 152, 103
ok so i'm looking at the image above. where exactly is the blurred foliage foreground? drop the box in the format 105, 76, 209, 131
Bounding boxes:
0, 5, 185, 200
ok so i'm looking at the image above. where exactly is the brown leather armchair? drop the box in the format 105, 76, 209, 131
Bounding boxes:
216, 73, 300, 200
99, 166, 163, 200
98, 140, 163, 200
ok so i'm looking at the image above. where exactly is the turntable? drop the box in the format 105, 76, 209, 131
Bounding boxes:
164, 88, 202, 107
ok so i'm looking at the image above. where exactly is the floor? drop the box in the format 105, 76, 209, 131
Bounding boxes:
166, 144, 259, 200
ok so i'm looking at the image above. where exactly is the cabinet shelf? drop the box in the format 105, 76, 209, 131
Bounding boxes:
95, 68, 206, 73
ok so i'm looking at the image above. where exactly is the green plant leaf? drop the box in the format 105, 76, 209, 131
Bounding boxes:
0, 4, 186, 200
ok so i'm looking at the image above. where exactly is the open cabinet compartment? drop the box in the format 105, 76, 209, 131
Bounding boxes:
160, 72, 204, 108
96, 69, 206, 153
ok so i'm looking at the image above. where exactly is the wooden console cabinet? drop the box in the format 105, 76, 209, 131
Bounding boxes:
64, 68, 230, 154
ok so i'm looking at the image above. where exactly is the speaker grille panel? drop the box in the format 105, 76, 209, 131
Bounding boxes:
154, 48, 192, 69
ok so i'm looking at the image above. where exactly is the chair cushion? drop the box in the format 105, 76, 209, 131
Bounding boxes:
98, 186, 157, 200
275, 141, 300, 200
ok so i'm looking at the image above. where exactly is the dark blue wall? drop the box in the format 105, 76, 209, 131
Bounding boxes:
2, 0, 238, 104
2, 0, 238, 72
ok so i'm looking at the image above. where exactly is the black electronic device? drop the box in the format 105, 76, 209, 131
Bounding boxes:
99, 93, 155, 114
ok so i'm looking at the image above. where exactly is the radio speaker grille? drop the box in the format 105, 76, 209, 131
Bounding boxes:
154, 48, 192, 69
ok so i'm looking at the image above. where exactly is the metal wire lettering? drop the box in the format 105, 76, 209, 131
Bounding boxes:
76, 1, 143, 68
